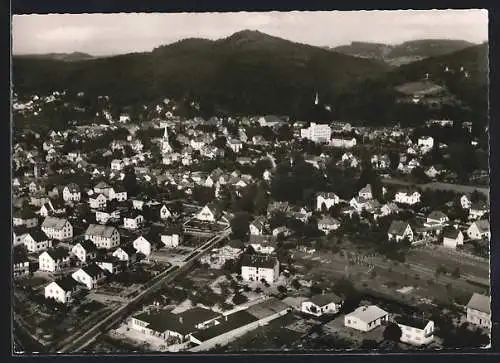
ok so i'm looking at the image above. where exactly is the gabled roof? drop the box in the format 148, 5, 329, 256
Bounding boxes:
388, 220, 411, 236
66, 183, 80, 193
118, 244, 137, 256
251, 217, 266, 230
317, 216, 340, 226
82, 263, 105, 279
346, 305, 388, 323
53, 276, 78, 292
359, 184, 372, 195
428, 210, 448, 220
471, 202, 488, 211
309, 293, 343, 307
45, 247, 70, 261
316, 192, 339, 199
163, 224, 182, 235
473, 219, 490, 233
442, 226, 462, 239
41, 217, 69, 230
395, 315, 432, 330
94, 181, 110, 189
27, 229, 49, 242
77, 239, 97, 252
241, 253, 278, 269
85, 224, 118, 238
467, 293, 490, 314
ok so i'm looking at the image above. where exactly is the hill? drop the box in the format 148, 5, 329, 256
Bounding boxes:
12, 30, 390, 119
331, 39, 477, 66
15, 52, 98, 62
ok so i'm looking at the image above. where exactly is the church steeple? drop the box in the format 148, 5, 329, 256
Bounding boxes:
162, 125, 172, 153
314, 91, 319, 105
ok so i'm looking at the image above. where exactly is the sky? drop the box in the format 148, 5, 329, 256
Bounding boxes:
12, 10, 488, 56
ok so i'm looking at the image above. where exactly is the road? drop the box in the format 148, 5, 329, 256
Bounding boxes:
58, 227, 231, 353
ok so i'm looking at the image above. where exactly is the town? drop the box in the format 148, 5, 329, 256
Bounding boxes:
12, 85, 490, 352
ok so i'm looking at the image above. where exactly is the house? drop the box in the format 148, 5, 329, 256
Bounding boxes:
13, 246, 30, 278
13, 226, 30, 246
13, 208, 38, 228
316, 192, 340, 211
96, 255, 123, 274
89, 193, 108, 209
300, 123, 332, 143
394, 190, 421, 205
272, 226, 293, 238
317, 216, 340, 234
111, 159, 125, 171
395, 316, 434, 346
124, 212, 144, 230
426, 211, 449, 226
94, 181, 111, 197
301, 293, 343, 317
425, 166, 444, 179
95, 208, 120, 224
39, 248, 71, 272
39, 199, 66, 217
377, 202, 400, 219
249, 243, 275, 255
41, 217, 73, 240
133, 236, 152, 257
467, 220, 490, 240
196, 203, 223, 222
344, 305, 389, 332
387, 220, 414, 242
466, 293, 491, 329
358, 184, 373, 200
130, 307, 221, 344
228, 139, 243, 153
44, 277, 79, 304
160, 204, 173, 220
330, 137, 357, 149
72, 263, 107, 290
442, 227, 464, 248
161, 225, 182, 248
71, 240, 98, 264
460, 195, 472, 209
24, 230, 52, 253
249, 217, 266, 236
112, 245, 138, 264
85, 224, 120, 249
108, 186, 128, 202
62, 183, 81, 202
418, 136, 434, 149
469, 202, 488, 220
241, 254, 279, 283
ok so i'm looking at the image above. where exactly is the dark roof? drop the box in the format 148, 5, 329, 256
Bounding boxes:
442, 226, 461, 239
28, 229, 49, 242
49, 198, 65, 210
66, 183, 80, 193
309, 293, 343, 307
428, 210, 448, 220
83, 263, 105, 278
133, 309, 195, 336
388, 220, 410, 236
467, 293, 490, 314
13, 208, 36, 219
163, 224, 182, 235
46, 247, 70, 261
13, 246, 29, 264
177, 307, 221, 328
78, 239, 97, 252
95, 181, 110, 189
120, 244, 137, 256
474, 219, 490, 233
55, 276, 78, 291
241, 253, 278, 269
471, 202, 488, 211
42, 216, 69, 230
191, 310, 258, 342
395, 315, 431, 330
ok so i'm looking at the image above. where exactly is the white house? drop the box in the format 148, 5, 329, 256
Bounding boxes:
41, 217, 73, 240
249, 217, 266, 236
395, 316, 434, 346
330, 137, 357, 149
38, 248, 70, 272
133, 236, 152, 257
44, 277, 78, 304
460, 195, 472, 209
112, 245, 137, 264
469, 202, 488, 220
228, 139, 243, 153
111, 159, 125, 171
387, 220, 414, 242
317, 216, 341, 234
196, 203, 222, 222
344, 305, 389, 332
72, 263, 106, 290
161, 226, 182, 248
24, 230, 52, 253
442, 227, 464, 248
301, 293, 343, 317
71, 240, 98, 264
13, 209, 38, 228
241, 254, 279, 284
417, 136, 434, 149
62, 183, 81, 202
467, 220, 490, 240
85, 224, 120, 249
300, 123, 332, 143
394, 190, 421, 205
160, 204, 173, 220
94, 181, 111, 197
425, 211, 449, 226
124, 213, 144, 230
358, 184, 373, 200
108, 186, 128, 202
89, 193, 108, 209
316, 192, 340, 211
466, 293, 491, 329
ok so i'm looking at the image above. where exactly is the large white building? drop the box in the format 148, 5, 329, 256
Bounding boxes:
301, 293, 343, 317
395, 316, 434, 346
300, 123, 332, 143
394, 190, 421, 205
84, 224, 120, 249
466, 293, 491, 329
44, 277, 78, 304
316, 192, 340, 211
41, 217, 73, 241
241, 254, 279, 284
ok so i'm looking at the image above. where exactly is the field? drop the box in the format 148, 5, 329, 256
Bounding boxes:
395, 81, 445, 96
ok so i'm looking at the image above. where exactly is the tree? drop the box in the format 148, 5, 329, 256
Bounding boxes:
123, 166, 139, 197
383, 322, 402, 342
230, 212, 251, 240
277, 285, 287, 294
388, 151, 400, 170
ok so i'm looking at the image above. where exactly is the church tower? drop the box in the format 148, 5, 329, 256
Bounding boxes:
162, 126, 173, 153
